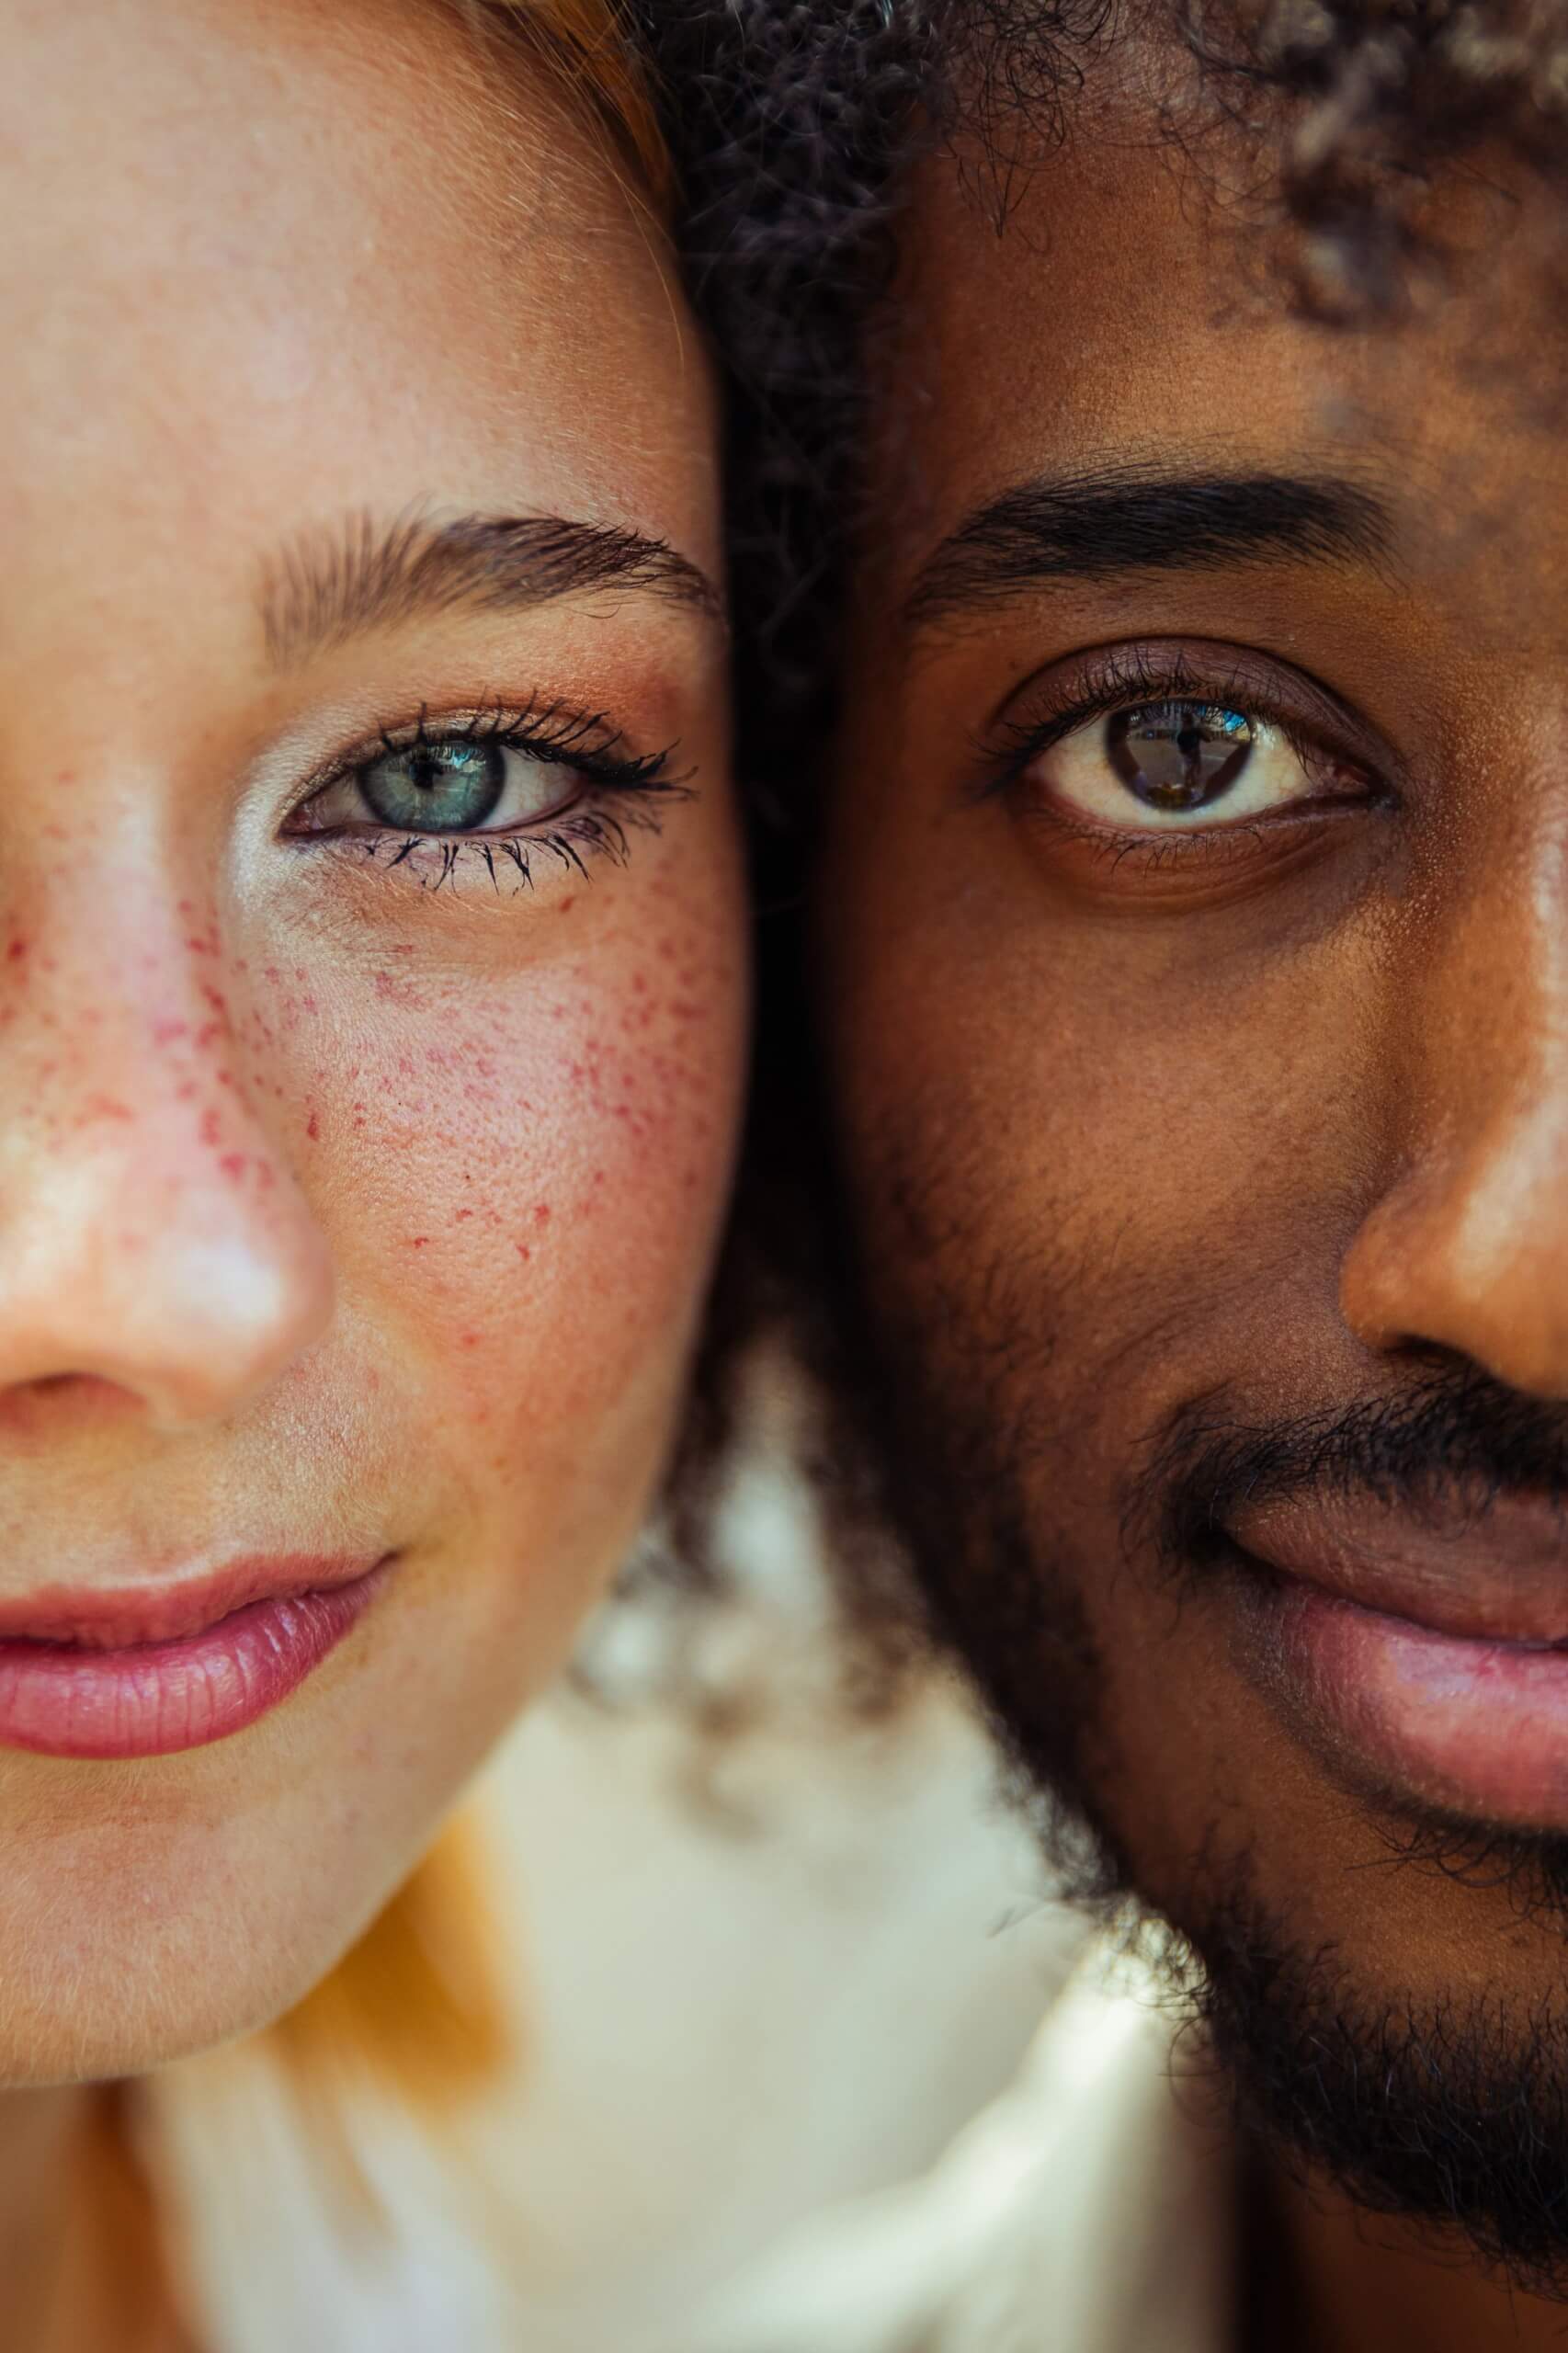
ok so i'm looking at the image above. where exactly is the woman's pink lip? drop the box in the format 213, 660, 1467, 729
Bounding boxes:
0, 1555, 390, 1760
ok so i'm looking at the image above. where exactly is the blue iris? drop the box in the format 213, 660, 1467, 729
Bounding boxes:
358, 739, 506, 833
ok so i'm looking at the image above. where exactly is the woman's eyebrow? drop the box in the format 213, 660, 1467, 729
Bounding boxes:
260, 507, 722, 667
903, 463, 1396, 636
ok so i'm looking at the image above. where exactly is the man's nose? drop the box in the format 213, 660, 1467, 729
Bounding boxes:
1341, 845, 1568, 1400
0, 908, 334, 1432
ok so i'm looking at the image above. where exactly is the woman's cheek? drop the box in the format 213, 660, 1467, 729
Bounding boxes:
282, 914, 741, 1458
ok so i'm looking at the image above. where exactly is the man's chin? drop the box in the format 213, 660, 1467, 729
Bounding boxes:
1126, 1840, 1568, 2302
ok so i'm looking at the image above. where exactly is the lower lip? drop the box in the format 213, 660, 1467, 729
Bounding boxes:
1265, 1579, 1568, 1826
0, 1568, 389, 1761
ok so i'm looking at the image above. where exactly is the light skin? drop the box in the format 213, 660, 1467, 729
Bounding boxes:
0, 0, 742, 2324
824, 43, 1568, 2353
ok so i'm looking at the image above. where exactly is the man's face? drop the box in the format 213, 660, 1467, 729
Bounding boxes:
823, 53, 1568, 2268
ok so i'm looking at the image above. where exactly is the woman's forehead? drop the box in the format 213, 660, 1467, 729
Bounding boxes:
0, 0, 719, 605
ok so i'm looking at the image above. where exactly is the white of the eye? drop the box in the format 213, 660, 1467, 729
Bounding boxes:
1044, 713, 1315, 831
304, 743, 579, 834
472, 746, 577, 832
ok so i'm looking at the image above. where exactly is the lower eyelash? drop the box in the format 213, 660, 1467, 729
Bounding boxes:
338, 784, 686, 894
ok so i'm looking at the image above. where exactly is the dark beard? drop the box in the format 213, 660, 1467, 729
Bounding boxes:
1184, 1853, 1568, 2302
850, 1284, 1568, 2298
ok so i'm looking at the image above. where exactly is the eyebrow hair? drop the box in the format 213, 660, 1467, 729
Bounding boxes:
260, 508, 722, 666
903, 463, 1395, 633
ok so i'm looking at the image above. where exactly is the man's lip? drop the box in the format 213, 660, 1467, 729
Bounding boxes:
0, 1554, 387, 1652
1225, 1491, 1568, 1647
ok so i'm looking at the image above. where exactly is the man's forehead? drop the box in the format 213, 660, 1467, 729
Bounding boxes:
864, 108, 1568, 643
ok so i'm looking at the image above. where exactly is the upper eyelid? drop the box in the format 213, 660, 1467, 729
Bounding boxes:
311, 700, 630, 787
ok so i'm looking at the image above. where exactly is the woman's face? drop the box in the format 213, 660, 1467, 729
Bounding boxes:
0, 0, 743, 2086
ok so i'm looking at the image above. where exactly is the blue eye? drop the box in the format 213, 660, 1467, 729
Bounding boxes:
357, 739, 506, 834
284, 703, 686, 877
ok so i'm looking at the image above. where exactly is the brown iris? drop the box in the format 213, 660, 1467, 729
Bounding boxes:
1107, 701, 1256, 812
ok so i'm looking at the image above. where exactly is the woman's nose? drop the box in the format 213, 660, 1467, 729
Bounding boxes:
0, 916, 334, 1432
1340, 841, 1568, 1401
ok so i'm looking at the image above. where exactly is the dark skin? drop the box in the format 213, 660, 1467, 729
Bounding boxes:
821, 51, 1568, 2353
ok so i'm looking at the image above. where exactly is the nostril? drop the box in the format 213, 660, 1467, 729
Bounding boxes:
0, 1373, 145, 1442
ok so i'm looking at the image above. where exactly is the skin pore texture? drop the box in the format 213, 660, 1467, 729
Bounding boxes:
0, 0, 743, 2310
821, 38, 1568, 2353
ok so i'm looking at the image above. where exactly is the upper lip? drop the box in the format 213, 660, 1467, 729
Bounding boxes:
0, 1554, 386, 1651
1227, 1492, 1568, 1647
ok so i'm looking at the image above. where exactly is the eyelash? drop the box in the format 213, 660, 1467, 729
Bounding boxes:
285, 696, 687, 892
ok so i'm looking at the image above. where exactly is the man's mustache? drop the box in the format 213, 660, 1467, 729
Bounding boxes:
1134, 1363, 1568, 1572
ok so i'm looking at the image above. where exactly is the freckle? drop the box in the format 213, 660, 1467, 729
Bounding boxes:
306, 1111, 320, 1141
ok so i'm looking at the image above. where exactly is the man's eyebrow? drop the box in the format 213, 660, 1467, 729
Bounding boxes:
903, 464, 1395, 633
260, 508, 722, 667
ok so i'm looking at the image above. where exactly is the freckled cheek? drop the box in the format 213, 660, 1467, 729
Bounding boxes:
290, 946, 742, 1428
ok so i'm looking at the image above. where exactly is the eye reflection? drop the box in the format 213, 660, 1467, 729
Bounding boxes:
300, 732, 588, 840
1042, 698, 1337, 831
358, 739, 507, 833
1108, 702, 1254, 811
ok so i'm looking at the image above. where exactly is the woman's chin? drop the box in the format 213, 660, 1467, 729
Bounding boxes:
0, 1716, 470, 2086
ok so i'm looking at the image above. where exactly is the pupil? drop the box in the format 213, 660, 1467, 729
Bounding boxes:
359, 739, 507, 834
1107, 702, 1254, 811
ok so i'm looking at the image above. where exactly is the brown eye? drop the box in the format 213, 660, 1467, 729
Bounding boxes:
1037, 697, 1337, 833
1107, 702, 1255, 811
